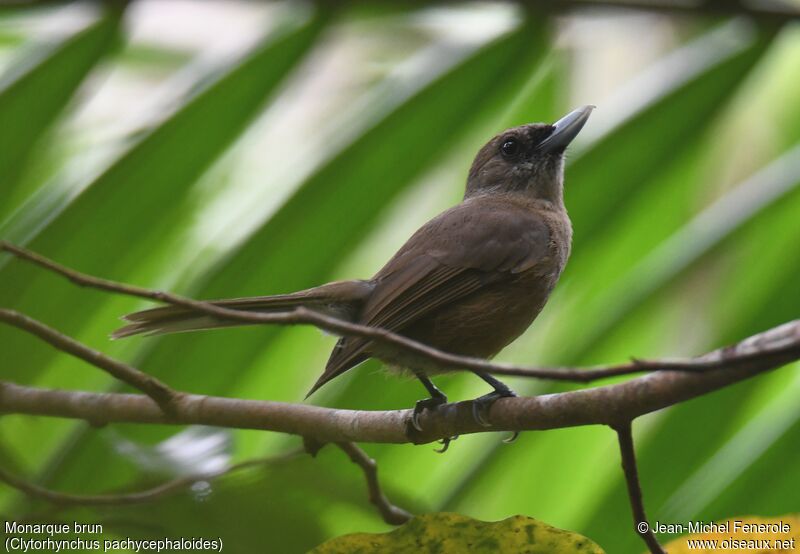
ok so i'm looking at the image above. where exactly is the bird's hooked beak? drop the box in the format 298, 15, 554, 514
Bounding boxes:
538, 105, 594, 153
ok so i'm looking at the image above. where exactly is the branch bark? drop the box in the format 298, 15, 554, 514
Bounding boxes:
0, 308, 177, 413
335, 442, 412, 525
615, 422, 665, 554
2, 243, 799, 549
1, 318, 797, 444
1, 242, 793, 384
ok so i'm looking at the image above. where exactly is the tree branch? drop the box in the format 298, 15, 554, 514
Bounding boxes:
614, 422, 665, 554
335, 442, 412, 525
1, 317, 797, 443
0, 308, 177, 414
1, 242, 792, 384
2, 243, 799, 545
1, 440, 410, 526
0, 449, 303, 507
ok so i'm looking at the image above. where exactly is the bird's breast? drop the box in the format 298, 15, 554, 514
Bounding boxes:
371, 205, 572, 373
394, 264, 561, 369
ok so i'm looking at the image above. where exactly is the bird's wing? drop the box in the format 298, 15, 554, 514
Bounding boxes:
309, 198, 551, 394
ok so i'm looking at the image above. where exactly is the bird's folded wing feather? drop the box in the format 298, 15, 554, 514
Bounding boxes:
318, 199, 551, 386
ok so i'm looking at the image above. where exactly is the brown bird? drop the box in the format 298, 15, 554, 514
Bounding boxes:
114, 105, 593, 435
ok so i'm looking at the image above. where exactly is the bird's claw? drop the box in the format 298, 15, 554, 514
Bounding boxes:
471, 388, 517, 429
410, 395, 448, 432
473, 401, 492, 428
434, 435, 458, 453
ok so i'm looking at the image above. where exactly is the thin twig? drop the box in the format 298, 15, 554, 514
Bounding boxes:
0, 449, 303, 507
2, 245, 799, 544
614, 423, 665, 554
336, 442, 412, 525
0, 311, 797, 443
0, 308, 177, 413
2, 242, 796, 384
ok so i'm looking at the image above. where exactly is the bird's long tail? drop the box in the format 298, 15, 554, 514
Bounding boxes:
111, 280, 372, 339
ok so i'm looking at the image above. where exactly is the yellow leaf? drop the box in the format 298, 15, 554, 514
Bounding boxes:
661, 514, 799, 553
310, 512, 605, 554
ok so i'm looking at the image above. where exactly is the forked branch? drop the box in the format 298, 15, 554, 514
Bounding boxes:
2, 242, 796, 384
1, 243, 798, 551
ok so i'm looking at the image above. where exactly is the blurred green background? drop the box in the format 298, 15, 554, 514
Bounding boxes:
0, 1, 799, 552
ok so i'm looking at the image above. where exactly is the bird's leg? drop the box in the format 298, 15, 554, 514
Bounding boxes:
411, 373, 458, 453
472, 373, 518, 441
410, 372, 448, 433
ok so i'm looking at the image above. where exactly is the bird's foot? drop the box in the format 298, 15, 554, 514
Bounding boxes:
410, 395, 457, 452
472, 387, 518, 442
410, 394, 448, 433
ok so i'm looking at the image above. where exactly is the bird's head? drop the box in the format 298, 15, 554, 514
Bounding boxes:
465, 105, 594, 205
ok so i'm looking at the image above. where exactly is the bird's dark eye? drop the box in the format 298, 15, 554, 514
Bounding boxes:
500, 139, 520, 158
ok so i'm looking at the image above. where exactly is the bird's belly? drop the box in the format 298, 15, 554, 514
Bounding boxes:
376, 269, 558, 372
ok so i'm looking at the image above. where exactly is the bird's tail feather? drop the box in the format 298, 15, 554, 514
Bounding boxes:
112, 280, 372, 340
